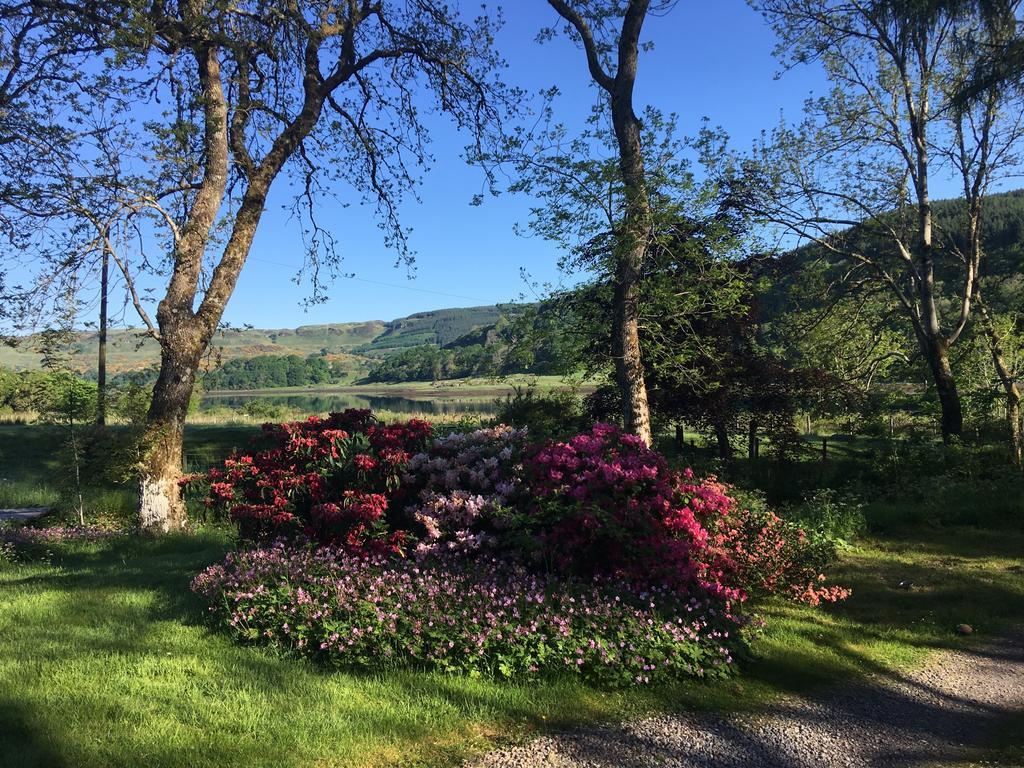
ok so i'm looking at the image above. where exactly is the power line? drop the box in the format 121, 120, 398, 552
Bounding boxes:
246, 256, 497, 304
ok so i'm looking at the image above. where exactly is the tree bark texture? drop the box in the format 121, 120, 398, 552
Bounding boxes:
715, 421, 733, 461
548, 0, 653, 445
138, 39, 231, 533
918, 333, 964, 443
138, 341, 200, 532
96, 243, 108, 426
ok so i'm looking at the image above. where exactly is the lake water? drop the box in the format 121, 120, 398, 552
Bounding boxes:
201, 392, 497, 416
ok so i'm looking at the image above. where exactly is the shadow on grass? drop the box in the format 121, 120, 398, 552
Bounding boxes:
15, 526, 1024, 689
613, 528, 1024, 720
1, 525, 1022, 767
0, 700, 71, 768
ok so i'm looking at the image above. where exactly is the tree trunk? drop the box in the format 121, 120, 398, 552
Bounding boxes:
132, 36, 325, 533
609, 42, 653, 446
714, 421, 733, 461
911, 56, 965, 444
611, 269, 651, 444
921, 334, 963, 443
548, 0, 653, 446
977, 297, 1022, 466
1010, 395, 1023, 468
137, 337, 202, 533
747, 418, 758, 460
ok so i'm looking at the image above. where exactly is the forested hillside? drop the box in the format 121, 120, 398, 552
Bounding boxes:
0, 306, 517, 382
352, 305, 519, 356
4, 191, 1021, 390
759, 189, 1024, 375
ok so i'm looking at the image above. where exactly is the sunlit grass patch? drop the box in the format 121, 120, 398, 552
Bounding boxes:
1, 526, 1021, 767
0, 480, 59, 509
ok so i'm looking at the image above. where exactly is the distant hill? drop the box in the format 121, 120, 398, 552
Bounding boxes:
0, 306, 520, 377
353, 305, 519, 357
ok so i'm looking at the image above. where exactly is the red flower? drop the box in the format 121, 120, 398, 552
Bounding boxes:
353, 454, 378, 472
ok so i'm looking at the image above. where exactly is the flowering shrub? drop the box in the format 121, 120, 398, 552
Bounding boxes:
192, 541, 740, 686
188, 413, 852, 685
401, 425, 529, 560
513, 424, 742, 601
187, 414, 848, 606
185, 411, 848, 681
183, 409, 432, 552
705, 499, 852, 606
507, 425, 849, 606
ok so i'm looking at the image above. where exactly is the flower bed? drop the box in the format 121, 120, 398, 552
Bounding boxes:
188, 410, 849, 685
192, 541, 739, 686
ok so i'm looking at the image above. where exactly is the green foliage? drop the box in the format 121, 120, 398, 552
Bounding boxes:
33, 371, 96, 425
202, 354, 337, 390
110, 378, 152, 425
494, 385, 587, 441
239, 399, 286, 421
498, 301, 588, 376
365, 344, 454, 382
757, 188, 1024, 445
365, 342, 503, 382
784, 489, 868, 544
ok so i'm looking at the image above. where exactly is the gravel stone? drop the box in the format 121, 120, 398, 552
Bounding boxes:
469, 630, 1024, 767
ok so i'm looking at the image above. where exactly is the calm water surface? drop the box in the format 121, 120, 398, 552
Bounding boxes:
201, 392, 496, 416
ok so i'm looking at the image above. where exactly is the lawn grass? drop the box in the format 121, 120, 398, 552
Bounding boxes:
2, 423, 1022, 765
1, 525, 1022, 768
0, 424, 260, 513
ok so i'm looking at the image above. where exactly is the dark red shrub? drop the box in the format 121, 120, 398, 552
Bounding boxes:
182, 409, 432, 552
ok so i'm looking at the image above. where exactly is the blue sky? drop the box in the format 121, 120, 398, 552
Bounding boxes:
220, 0, 833, 328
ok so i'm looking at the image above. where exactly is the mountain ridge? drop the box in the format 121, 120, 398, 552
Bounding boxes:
0, 305, 515, 376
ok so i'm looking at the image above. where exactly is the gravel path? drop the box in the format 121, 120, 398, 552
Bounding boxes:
470, 630, 1024, 767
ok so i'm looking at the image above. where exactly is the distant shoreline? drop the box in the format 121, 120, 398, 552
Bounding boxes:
203, 376, 594, 401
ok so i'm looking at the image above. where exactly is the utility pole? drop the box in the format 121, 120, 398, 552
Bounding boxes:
96, 236, 109, 426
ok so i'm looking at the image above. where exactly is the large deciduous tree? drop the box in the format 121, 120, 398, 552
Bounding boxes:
539, 0, 665, 446
2, 1, 511, 532
747, 0, 1024, 443
489, 0, 684, 446
948, 0, 1024, 464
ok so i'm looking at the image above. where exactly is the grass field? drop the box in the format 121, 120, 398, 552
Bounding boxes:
1, 527, 1022, 768
2, 421, 1022, 766
0, 424, 259, 514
